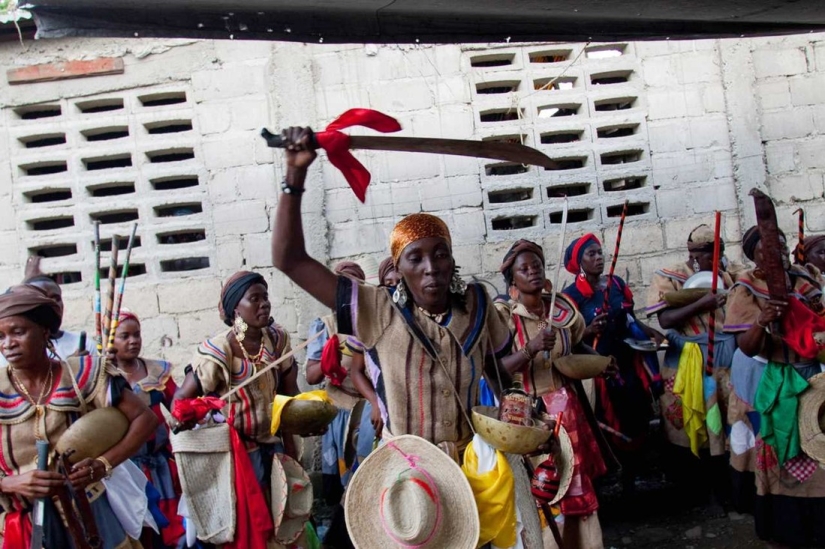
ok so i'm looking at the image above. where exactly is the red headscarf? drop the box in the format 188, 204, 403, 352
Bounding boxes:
564, 234, 601, 275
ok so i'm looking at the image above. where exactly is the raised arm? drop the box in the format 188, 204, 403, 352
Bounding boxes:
271, 127, 338, 309
657, 292, 726, 330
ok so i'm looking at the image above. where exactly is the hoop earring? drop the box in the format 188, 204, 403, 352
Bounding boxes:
392, 280, 408, 307
233, 313, 248, 343
46, 338, 57, 359
450, 272, 467, 295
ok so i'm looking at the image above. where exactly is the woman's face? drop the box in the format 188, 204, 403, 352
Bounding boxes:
0, 315, 49, 367
235, 283, 271, 329
754, 236, 791, 271
512, 252, 546, 295
580, 243, 605, 276
688, 249, 715, 272
114, 319, 141, 361
808, 240, 825, 272
396, 237, 454, 311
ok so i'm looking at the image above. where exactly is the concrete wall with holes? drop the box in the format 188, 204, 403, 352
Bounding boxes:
0, 34, 823, 373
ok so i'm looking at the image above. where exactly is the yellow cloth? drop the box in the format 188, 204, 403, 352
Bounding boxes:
461, 440, 517, 548
270, 390, 331, 435
673, 342, 707, 456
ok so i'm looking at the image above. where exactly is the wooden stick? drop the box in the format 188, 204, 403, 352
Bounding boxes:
106, 224, 138, 352
593, 199, 628, 349
545, 197, 568, 360
102, 237, 119, 347
221, 329, 323, 402
93, 222, 102, 353
598, 421, 632, 443
706, 211, 722, 376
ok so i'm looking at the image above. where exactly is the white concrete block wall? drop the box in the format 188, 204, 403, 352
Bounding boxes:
0, 33, 824, 375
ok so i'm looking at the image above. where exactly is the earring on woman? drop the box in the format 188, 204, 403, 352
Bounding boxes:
449, 272, 467, 295
234, 313, 248, 343
392, 279, 408, 307
692, 258, 701, 273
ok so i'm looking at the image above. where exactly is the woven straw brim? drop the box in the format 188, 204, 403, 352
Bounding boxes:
472, 406, 551, 454
553, 355, 611, 380
529, 425, 575, 505
270, 455, 288, 534
345, 435, 479, 549
799, 372, 825, 465
275, 454, 313, 545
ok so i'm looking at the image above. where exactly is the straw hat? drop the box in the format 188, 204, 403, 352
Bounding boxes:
56, 407, 129, 464
553, 355, 611, 380
799, 372, 825, 465
529, 424, 574, 505
471, 406, 551, 455
270, 455, 288, 535
273, 454, 313, 545
345, 435, 479, 549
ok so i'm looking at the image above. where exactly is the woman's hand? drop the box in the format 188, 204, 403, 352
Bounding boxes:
602, 356, 619, 378
1, 470, 64, 499
69, 458, 106, 491
527, 328, 557, 356
757, 299, 788, 327
698, 292, 727, 312
370, 403, 384, 439
583, 313, 608, 339
283, 127, 317, 171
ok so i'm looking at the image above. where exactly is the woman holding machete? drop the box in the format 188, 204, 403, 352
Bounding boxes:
562, 234, 663, 498
724, 226, 825, 547
271, 127, 550, 548
0, 284, 158, 548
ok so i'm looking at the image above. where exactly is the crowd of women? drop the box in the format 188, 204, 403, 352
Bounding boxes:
1, 124, 824, 549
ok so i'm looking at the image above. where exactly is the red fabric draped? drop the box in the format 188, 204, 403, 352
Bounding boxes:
320, 335, 347, 387
780, 296, 825, 359
171, 396, 226, 423
225, 417, 273, 549
315, 109, 402, 202
2, 510, 32, 549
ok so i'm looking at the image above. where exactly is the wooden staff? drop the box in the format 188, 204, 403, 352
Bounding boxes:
93, 222, 102, 353
545, 198, 568, 360
793, 208, 805, 265
102, 237, 119, 347
106, 224, 138, 352
706, 211, 722, 376
593, 199, 628, 349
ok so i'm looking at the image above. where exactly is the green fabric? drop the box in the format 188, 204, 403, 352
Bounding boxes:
754, 361, 809, 466
305, 522, 322, 549
705, 402, 723, 436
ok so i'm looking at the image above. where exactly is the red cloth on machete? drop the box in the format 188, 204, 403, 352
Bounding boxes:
780, 296, 825, 359
320, 335, 348, 386
315, 108, 402, 202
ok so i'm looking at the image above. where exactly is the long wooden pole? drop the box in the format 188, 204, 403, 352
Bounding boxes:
102, 237, 119, 348
706, 211, 722, 376
593, 199, 628, 349
106, 223, 138, 352
93, 222, 102, 354
545, 198, 569, 360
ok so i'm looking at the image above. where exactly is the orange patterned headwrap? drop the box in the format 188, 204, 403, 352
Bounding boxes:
390, 213, 452, 265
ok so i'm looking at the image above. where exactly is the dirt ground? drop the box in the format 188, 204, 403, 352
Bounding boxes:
599, 478, 763, 549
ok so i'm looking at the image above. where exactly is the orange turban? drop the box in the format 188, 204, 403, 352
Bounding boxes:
390, 213, 452, 265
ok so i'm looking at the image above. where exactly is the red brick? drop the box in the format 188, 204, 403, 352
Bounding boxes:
7, 57, 124, 85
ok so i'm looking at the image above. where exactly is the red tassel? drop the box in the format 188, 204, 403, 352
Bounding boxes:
780, 297, 825, 359
315, 109, 402, 202
321, 335, 348, 386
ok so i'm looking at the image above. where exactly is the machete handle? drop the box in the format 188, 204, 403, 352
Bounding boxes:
36, 440, 49, 471
260, 128, 319, 150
